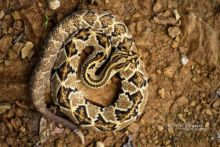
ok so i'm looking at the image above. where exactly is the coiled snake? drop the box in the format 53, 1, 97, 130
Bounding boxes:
30, 9, 148, 143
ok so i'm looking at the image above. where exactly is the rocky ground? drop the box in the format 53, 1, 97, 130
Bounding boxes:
0, 0, 220, 147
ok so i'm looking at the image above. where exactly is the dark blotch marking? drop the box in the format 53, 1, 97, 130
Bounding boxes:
56, 86, 72, 108
128, 71, 146, 88
75, 106, 92, 125
75, 28, 90, 41
65, 41, 78, 57
94, 114, 117, 131
55, 61, 75, 81
115, 91, 143, 121
96, 33, 110, 49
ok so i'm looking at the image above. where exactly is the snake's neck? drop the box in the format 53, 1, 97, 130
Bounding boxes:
80, 52, 128, 88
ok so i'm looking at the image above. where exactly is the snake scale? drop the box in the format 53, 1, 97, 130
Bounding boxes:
30, 9, 148, 143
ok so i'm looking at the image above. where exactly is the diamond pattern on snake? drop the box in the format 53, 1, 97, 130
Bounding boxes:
30, 9, 148, 143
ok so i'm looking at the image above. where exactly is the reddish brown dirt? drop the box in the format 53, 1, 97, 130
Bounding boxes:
0, 0, 220, 147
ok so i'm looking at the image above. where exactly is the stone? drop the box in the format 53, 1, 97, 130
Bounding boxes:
176, 96, 189, 106
205, 108, 212, 115
178, 114, 186, 122
21, 41, 34, 59
11, 11, 21, 20
153, 16, 178, 25
163, 66, 175, 78
153, 0, 162, 13
21, 5, 43, 37
158, 88, 165, 99
96, 141, 105, 147
171, 40, 179, 48
195, 104, 202, 112
181, 54, 189, 65
0, 10, 5, 19
162, 10, 172, 17
165, 139, 171, 145
0, 35, 13, 53
157, 125, 164, 131
205, 122, 209, 128
190, 100, 197, 107
212, 100, 220, 109
173, 9, 180, 20
168, 26, 181, 38
48, 0, 61, 10
0, 102, 11, 115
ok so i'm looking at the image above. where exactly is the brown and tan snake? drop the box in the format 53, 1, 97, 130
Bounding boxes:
30, 9, 148, 144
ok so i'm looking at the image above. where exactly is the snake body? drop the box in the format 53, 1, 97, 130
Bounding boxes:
30, 10, 148, 143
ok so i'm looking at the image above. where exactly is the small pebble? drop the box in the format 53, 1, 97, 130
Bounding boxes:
168, 26, 181, 38
173, 9, 180, 20
205, 122, 210, 128
48, 0, 61, 10
0, 102, 11, 115
205, 108, 212, 115
96, 141, 105, 147
171, 40, 179, 48
157, 125, 164, 131
153, 16, 178, 25
163, 66, 175, 78
195, 104, 202, 112
190, 100, 197, 107
21, 41, 34, 59
165, 139, 171, 145
0, 10, 5, 19
191, 77, 196, 82
212, 100, 220, 109
176, 96, 189, 106
11, 11, 21, 20
158, 88, 165, 99
153, 0, 162, 13
181, 54, 189, 65
178, 114, 186, 122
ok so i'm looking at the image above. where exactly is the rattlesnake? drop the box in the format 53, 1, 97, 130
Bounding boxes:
30, 9, 148, 144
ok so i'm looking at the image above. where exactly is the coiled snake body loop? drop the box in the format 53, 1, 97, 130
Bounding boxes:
30, 9, 148, 144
